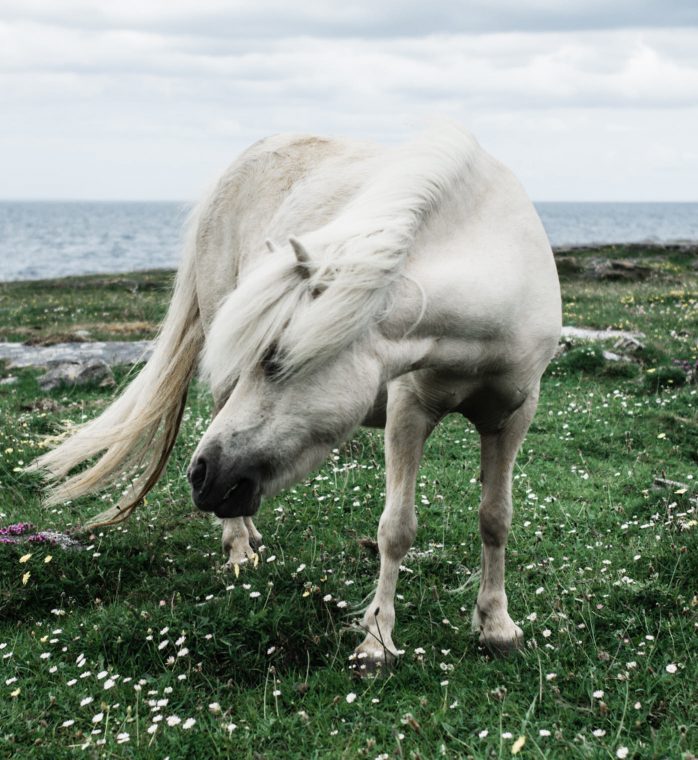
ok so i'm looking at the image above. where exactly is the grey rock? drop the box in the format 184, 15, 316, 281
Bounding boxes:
38, 359, 116, 392
602, 350, 628, 363
554, 252, 655, 281
0, 340, 153, 369
586, 258, 653, 281
557, 327, 645, 364
613, 335, 645, 354
560, 326, 645, 342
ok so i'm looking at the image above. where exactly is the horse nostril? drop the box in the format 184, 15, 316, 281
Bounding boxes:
188, 457, 207, 493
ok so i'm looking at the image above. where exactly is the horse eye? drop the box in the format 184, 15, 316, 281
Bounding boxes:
261, 344, 282, 380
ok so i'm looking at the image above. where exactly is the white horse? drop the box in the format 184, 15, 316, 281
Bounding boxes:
32, 122, 561, 669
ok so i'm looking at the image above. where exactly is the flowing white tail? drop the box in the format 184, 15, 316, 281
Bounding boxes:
30, 218, 204, 528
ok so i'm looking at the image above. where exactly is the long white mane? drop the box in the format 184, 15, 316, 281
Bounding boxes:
202, 122, 483, 391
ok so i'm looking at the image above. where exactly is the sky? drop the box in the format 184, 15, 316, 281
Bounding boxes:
1, 1, 697, 202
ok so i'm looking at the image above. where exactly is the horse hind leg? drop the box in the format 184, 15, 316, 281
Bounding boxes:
472, 386, 539, 654
351, 379, 436, 675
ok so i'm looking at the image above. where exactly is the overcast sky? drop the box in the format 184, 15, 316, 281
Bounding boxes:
1, 1, 697, 201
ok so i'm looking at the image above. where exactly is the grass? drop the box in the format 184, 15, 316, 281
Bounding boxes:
0, 246, 696, 758
0, 270, 172, 344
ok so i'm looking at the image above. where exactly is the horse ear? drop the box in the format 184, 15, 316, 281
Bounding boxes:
289, 237, 312, 279
289, 237, 310, 264
265, 239, 277, 253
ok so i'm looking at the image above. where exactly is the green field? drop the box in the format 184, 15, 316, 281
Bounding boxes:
0, 246, 696, 758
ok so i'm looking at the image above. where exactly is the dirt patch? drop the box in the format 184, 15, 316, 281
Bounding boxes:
86, 321, 157, 336
14, 321, 156, 346
24, 332, 93, 346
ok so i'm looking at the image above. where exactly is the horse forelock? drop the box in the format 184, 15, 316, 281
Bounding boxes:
202, 121, 483, 392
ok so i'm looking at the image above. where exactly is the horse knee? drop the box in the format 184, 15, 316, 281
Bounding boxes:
378, 511, 416, 559
479, 499, 511, 547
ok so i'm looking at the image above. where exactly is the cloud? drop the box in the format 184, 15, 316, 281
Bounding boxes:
0, 3, 697, 200
3, 24, 697, 110
2, 0, 698, 36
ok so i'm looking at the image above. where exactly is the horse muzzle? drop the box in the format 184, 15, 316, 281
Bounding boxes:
187, 450, 262, 518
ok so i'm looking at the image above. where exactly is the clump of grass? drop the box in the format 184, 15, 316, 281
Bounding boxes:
554, 345, 606, 374
601, 361, 640, 379
636, 343, 671, 368
644, 365, 690, 393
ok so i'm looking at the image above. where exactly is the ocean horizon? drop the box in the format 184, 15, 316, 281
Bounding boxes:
1, 200, 697, 282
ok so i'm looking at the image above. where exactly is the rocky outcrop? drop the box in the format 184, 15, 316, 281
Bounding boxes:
37, 359, 116, 391
0, 340, 153, 369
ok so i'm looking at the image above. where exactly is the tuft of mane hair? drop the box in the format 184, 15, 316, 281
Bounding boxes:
203, 122, 481, 391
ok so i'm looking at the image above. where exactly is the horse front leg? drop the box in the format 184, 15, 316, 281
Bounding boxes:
221, 516, 263, 569
210, 398, 263, 570
351, 380, 436, 674
472, 388, 539, 654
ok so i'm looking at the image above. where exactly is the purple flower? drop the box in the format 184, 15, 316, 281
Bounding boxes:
0, 523, 34, 537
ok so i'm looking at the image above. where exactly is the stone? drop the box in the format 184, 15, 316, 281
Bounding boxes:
0, 340, 153, 369
37, 359, 115, 392
601, 351, 625, 362
587, 258, 653, 281
560, 326, 645, 342
613, 335, 645, 354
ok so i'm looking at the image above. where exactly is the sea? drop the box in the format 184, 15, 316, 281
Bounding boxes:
0, 201, 697, 282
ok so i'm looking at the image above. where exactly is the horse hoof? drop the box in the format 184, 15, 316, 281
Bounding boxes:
224, 545, 260, 574
472, 606, 524, 656
479, 622, 524, 656
481, 631, 524, 656
348, 648, 396, 678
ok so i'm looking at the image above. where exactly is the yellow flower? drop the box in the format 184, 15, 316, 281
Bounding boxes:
512, 736, 526, 755
44, 555, 53, 564
19, 553, 32, 564
10, 688, 20, 698
22, 572, 30, 585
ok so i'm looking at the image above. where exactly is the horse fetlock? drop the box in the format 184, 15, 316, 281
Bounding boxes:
360, 603, 395, 635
